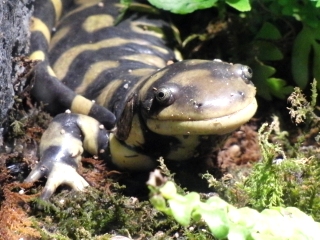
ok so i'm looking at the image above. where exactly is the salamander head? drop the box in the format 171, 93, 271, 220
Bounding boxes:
139, 59, 257, 135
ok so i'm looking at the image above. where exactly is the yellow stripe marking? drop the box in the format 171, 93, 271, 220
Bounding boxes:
77, 115, 100, 155
95, 68, 154, 106
121, 54, 166, 69
47, 66, 57, 77
29, 50, 46, 61
71, 95, 93, 115
75, 61, 119, 94
129, 68, 155, 77
62, 1, 100, 21
75, 0, 102, 5
49, 26, 71, 51
51, 0, 63, 22
82, 14, 114, 33
31, 17, 51, 44
53, 37, 162, 80
95, 79, 123, 106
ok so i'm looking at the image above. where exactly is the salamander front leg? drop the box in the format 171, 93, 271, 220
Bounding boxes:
25, 113, 110, 200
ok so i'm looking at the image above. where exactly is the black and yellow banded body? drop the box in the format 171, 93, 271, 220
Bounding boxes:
26, 0, 257, 199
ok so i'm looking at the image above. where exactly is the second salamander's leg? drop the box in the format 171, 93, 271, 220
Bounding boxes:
25, 112, 109, 200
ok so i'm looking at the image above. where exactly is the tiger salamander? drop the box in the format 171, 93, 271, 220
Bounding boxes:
26, 0, 257, 199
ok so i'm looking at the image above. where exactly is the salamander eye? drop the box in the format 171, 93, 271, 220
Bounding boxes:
153, 87, 175, 106
242, 66, 253, 80
231, 64, 253, 83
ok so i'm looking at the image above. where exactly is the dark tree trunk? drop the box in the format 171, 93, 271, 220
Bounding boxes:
0, 0, 33, 143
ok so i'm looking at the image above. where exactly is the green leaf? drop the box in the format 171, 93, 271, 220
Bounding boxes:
257, 209, 294, 238
250, 59, 276, 100
206, 196, 230, 209
226, 0, 251, 12
227, 225, 250, 240
120, 0, 131, 6
255, 22, 282, 40
147, 0, 218, 14
168, 192, 200, 226
292, 24, 320, 89
149, 195, 172, 215
159, 181, 177, 199
127, 2, 161, 15
291, 23, 320, 89
168, 199, 192, 226
312, 38, 320, 85
228, 207, 260, 227
251, 60, 292, 100
200, 209, 229, 238
255, 41, 283, 61
292, 26, 313, 89
266, 78, 294, 99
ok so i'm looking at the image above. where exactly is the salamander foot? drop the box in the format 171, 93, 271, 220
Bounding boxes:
25, 162, 89, 200
24, 113, 109, 199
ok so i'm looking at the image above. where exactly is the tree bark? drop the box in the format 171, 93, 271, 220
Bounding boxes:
0, 0, 32, 142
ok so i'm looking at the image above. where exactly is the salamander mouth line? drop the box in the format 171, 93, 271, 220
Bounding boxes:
146, 99, 258, 135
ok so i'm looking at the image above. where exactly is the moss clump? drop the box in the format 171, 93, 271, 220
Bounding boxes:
203, 80, 320, 221
29, 184, 182, 239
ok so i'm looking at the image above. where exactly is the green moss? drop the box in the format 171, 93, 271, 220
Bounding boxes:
29, 184, 182, 239
204, 80, 320, 221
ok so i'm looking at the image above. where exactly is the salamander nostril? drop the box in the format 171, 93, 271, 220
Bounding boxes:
192, 101, 203, 109
238, 91, 245, 99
